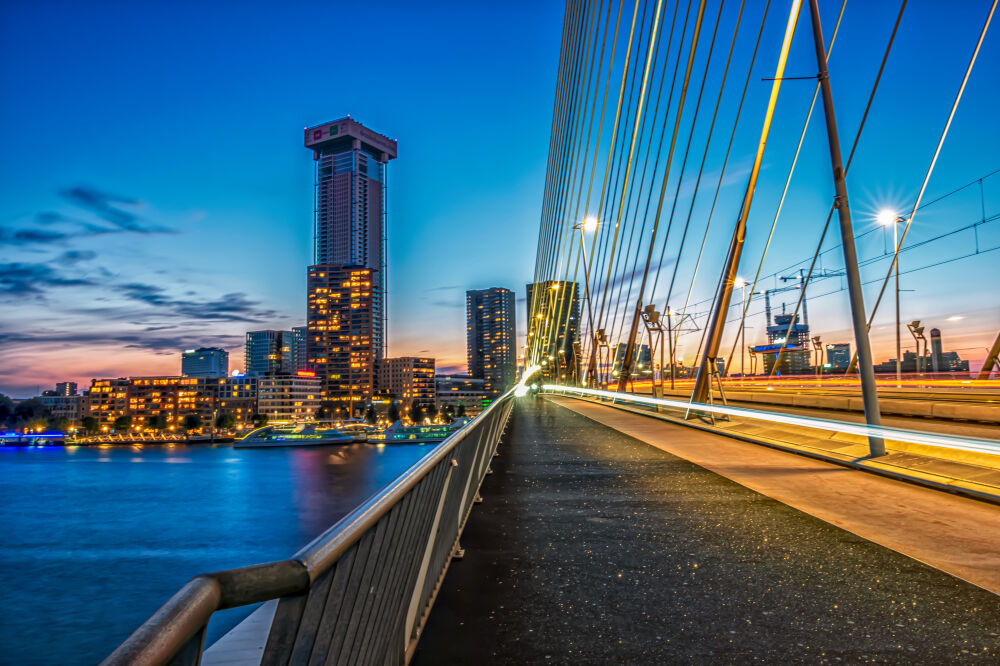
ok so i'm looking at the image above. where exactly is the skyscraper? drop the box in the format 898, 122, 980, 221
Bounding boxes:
244, 330, 293, 377
305, 117, 397, 359
292, 326, 308, 372
467, 287, 517, 397
306, 265, 377, 414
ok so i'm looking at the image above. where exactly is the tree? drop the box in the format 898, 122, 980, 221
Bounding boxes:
254, 413, 269, 428
12, 398, 50, 426
441, 404, 455, 424
147, 414, 168, 430
456, 404, 467, 418
182, 414, 202, 431
81, 416, 99, 434
409, 403, 424, 424
425, 404, 439, 422
113, 415, 132, 431
387, 402, 401, 423
48, 416, 71, 433
316, 401, 338, 420
26, 417, 49, 432
215, 413, 236, 430
363, 406, 377, 425
0, 393, 14, 425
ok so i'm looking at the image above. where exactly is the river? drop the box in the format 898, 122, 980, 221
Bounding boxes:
0, 441, 429, 665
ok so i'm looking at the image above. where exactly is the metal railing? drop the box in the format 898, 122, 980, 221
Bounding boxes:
102, 391, 516, 666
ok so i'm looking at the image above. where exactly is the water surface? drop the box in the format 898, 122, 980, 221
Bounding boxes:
0, 442, 428, 665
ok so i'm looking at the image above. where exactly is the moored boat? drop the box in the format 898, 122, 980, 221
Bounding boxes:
368, 418, 470, 445
234, 423, 355, 448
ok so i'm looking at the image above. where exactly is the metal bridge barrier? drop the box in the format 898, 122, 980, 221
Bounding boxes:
102, 390, 516, 666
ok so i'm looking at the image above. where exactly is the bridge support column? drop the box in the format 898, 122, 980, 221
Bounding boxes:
807, 0, 885, 456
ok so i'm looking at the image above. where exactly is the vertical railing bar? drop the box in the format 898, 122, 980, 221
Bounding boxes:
316, 527, 378, 663
356, 470, 435, 666
328, 503, 395, 664
262, 590, 309, 665
405, 455, 457, 641
345, 488, 415, 665
284, 562, 336, 664
302, 543, 359, 664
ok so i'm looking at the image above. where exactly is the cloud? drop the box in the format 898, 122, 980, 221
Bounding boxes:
0, 326, 243, 355
118, 282, 278, 322
58, 185, 142, 230
59, 250, 97, 263
0, 262, 96, 298
426, 284, 462, 292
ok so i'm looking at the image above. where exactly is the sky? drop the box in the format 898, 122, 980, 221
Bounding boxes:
1, 0, 998, 397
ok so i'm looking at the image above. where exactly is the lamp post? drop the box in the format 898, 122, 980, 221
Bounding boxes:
879, 210, 905, 386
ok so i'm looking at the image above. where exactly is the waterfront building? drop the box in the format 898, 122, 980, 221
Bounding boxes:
38, 394, 82, 424
467, 288, 517, 398
181, 347, 229, 377
307, 265, 378, 414
55, 381, 78, 396
305, 117, 397, 359
378, 357, 435, 409
435, 375, 488, 413
611, 343, 652, 379
526, 280, 580, 381
257, 372, 321, 422
826, 343, 851, 371
245, 330, 294, 377
84, 376, 258, 430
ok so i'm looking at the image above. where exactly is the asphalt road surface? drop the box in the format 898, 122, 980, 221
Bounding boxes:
412, 398, 1000, 664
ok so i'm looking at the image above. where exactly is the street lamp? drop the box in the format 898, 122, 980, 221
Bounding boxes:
878, 209, 905, 386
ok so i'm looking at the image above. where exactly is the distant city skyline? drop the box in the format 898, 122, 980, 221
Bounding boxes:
2, 1, 999, 396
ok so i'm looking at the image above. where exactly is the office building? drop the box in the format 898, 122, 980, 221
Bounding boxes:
526, 280, 580, 380
245, 330, 294, 377
292, 326, 308, 372
378, 357, 435, 409
307, 265, 378, 414
435, 375, 488, 413
181, 347, 229, 377
826, 343, 850, 371
38, 394, 82, 423
611, 343, 652, 379
55, 381, 78, 396
305, 117, 397, 359
257, 372, 321, 422
467, 287, 517, 397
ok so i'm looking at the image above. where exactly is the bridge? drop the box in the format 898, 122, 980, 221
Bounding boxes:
102, 0, 1000, 663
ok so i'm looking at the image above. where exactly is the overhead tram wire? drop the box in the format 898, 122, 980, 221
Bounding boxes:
616, 0, 709, 390
847, 0, 998, 373
669, 0, 771, 372
765, 0, 905, 378
720, 0, 847, 377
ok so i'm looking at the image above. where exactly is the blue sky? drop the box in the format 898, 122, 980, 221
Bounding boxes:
1, 0, 998, 396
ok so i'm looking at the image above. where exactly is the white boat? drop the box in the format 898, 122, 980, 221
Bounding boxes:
234, 423, 355, 448
368, 419, 470, 445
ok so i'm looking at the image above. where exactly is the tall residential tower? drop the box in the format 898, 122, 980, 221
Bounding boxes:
467, 288, 517, 397
304, 117, 397, 360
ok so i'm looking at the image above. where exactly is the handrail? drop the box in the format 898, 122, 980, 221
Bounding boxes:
102, 388, 517, 666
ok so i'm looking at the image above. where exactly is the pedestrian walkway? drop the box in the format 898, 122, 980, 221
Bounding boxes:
412, 398, 1000, 664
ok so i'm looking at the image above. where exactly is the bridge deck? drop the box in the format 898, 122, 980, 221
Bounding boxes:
412, 397, 1000, 663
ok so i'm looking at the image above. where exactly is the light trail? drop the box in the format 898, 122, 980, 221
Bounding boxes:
542, 384, 1000, 456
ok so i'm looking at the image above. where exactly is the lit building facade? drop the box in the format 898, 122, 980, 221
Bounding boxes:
305, 117, 397, 359
435, 375, 487, 413
526, 280, 580, 380
84, 377, 258, 430
257, 372, 321, 422
467, 287, 517, 397
292, 326, 308, 372
826, 343, 851, 371
39, 394, 83, 423
55, 381, 78, 396
378, 357, 435, 410
756, 313, 811, 375
307, 265, 377, 414
245, 330, 294, 377
181, 347, 229, 377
